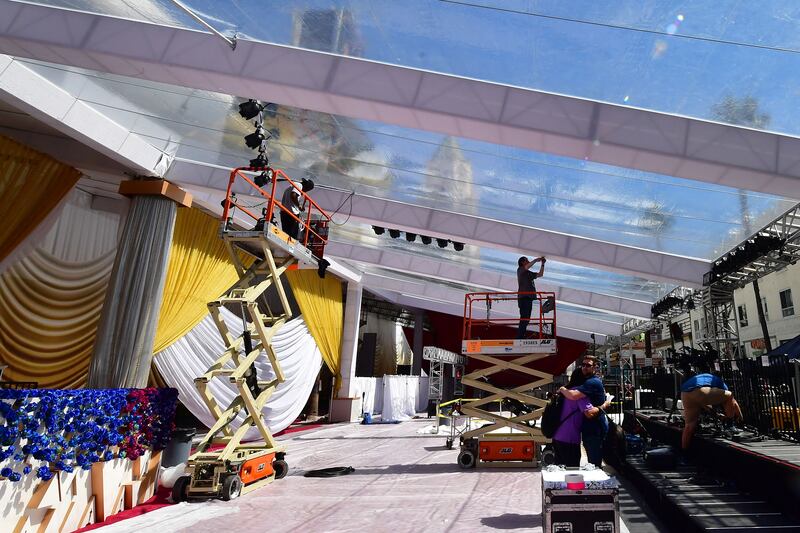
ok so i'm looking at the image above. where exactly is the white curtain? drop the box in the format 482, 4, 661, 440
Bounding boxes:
154, 307, 322, 437
352, 375, 429, 421
352, 377, 383, 415
88, 196, 176, 388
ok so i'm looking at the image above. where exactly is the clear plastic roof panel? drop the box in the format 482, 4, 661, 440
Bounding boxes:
20, 59, 795, 263
28, 1, 800, 136
331, 221, 670, 303
349, 261, 625, 327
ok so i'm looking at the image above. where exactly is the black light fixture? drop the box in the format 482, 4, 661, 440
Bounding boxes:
245, 125, 266, 149
250, 153, 269, 169
372, 226, 385, 235
254, 172, 269, 188
238, 99, 262, 120
421, 236, 432, 245
389, 229, 401, 239
436, 238, 448, 248
317, 258, 330, 279
405, 232, 417, 242
453, 241, 464, 251
686, 297, 695, 310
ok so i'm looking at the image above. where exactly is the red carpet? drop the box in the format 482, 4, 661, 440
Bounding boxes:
72, 423, 323, 532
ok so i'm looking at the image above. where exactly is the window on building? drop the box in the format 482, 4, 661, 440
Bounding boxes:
693, 319, 700, 333
700, 317, 707, 333
761, 297, 769, 321
738, 305, 748, 327
780, 289, 794, 317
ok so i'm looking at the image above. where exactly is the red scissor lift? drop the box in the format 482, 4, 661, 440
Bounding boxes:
456, 291, 559, 469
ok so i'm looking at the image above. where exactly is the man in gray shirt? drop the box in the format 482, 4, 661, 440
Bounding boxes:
517, 256, 545, 338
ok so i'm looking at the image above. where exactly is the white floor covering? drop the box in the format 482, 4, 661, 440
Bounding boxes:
97, 419, 632, 533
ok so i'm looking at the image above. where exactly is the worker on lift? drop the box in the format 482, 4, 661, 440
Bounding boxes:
280, 178, 314, 240
517, 255, 546, 339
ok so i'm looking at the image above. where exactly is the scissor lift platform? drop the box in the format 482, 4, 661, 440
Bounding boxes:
456, 292, 558, 469
172, 166, 330, 501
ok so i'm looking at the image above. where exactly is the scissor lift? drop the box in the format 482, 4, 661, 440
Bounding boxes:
456, 291, 558, 469
172, 166, 331, 501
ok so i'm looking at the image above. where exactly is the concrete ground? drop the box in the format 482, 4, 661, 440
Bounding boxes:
94, 419, 662, 532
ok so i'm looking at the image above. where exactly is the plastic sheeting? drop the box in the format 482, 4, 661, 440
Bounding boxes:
352, 375, 429, 421
154, 307, 322, 437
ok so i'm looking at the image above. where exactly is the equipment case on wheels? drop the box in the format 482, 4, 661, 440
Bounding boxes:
541, 470, 620, 533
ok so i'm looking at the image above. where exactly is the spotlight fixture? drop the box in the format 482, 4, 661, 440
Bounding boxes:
389, 229, 401, 239
453, 241, 464, 251
238, 99, 262, 120
405, 232, 417, 242
686, 297, 695, 310
245, 126, 266, 149
249, 153, 269, 169
317, 258, 330, 279
372, 226, 385, 235
254, 171, 270, 188
421, 236, 432, 245
436, 238, 448, 248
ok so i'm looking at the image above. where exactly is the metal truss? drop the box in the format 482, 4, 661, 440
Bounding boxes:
710, 203, 800, 290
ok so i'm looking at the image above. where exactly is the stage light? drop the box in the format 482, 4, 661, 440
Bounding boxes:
421, 236, 432, 245
372, 226, 385, 235
254, 171, 271, 188
250, 153, 269, 169
239, 99, 262, 120
405, 232, 416, 242
245, 126, 266, 149
436, 238, 448, 248
453, 242, 464, 251
389, 229, 401, 239
317, 258, 330, 279
686, 297, 695, 310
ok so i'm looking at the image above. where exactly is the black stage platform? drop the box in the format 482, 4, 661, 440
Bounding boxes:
620, 409, 800, 532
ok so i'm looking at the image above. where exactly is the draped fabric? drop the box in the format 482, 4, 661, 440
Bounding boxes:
286, 269, 343, 387
0, 134, 80, 264
352, 376, 429, 420
154, 307, 322, 436
88, 196, 176, 388
0, 189, 122, 388
153, 207, 244, 353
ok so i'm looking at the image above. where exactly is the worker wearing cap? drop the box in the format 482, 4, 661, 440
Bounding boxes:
517, 256, 545, 339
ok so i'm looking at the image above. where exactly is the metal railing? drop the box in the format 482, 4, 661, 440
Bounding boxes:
221, 166, 331, 255
462, 291, 557, 340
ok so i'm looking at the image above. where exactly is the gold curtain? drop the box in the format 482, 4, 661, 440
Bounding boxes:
286, 269, 343, 387
0, 249, 114, 388
152, 207, 246, 353
0, 135, 80, 263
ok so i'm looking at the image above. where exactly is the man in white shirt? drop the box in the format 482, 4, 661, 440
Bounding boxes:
279, 178, 314, 241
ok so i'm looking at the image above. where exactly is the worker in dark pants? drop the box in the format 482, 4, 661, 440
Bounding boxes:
516, 255, 545, 339
280, 179, 314, 241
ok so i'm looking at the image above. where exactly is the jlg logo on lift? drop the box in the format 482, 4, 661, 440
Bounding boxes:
499, 447, 513, 454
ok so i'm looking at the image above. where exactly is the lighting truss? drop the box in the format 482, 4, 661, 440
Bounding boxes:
707, 203, 800, 289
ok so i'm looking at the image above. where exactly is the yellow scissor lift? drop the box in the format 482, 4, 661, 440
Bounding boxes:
456, 291, 558, 469
172, 166, 331, 501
